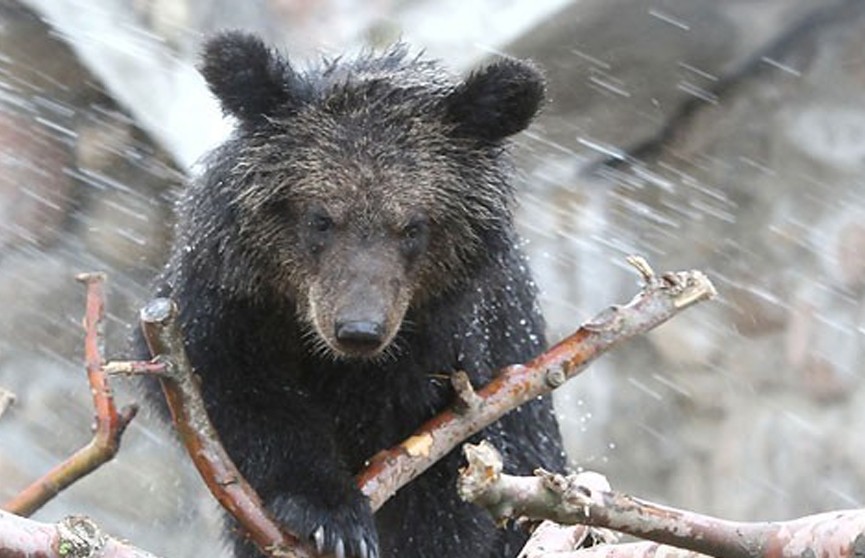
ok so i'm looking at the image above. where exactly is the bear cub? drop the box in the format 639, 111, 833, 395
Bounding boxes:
138, 31, 566, 558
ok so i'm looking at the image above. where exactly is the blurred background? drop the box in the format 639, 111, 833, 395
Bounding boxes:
1, 0, 864, 555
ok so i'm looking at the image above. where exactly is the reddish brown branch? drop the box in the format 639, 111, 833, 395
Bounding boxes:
459, 441, 865, 558
2, 273, 137, 517
137, 299, 314, 558
357, 257, 716, 509
0, 509, 159, 558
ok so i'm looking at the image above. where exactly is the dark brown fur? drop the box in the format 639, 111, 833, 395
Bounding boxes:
137, 32, 565, 558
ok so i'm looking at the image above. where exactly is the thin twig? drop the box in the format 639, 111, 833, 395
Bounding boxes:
0, 509, 160, 558
459, 441, 865, 558
2, 273, 137, 517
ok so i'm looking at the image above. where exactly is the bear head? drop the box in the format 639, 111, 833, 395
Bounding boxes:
185, 31, 545, 360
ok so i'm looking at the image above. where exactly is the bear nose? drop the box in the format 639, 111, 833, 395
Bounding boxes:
334, 320, 385, 349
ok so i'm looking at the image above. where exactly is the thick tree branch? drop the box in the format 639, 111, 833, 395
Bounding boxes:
459, 441, 865, 558
136, 299, 314, 558
2, 273, 137, 517
357, 256, 716, 509
0, 509, 159, 558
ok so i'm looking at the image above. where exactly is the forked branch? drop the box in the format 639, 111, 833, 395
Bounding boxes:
2, 273, 137, 517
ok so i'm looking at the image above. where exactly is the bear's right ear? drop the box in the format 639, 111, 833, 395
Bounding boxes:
200, 31, 306, 122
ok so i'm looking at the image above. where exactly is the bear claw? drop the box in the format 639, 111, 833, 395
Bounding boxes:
313, 525, 326, 553
270, 491, 377, 558
307, 521, 377, 558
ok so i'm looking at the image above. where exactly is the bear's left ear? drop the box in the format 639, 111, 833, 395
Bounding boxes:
445, 58, 545, 141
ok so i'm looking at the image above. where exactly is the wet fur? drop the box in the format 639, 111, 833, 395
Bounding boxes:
136, 32, 565, 558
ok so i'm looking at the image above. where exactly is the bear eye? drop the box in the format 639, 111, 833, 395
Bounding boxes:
401, 216, 428, 240
306, 209, 334, 257
400, 216, 429, 259
402, 222, 422, 240
309, 213, 333, 233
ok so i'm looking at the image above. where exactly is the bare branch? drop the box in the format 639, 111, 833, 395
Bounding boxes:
0, 509, 160, 558
137, 299, 314, 558
517, 520, 621, 558
3, 273, 137, 517
518, 522, 592, 558
540, 542, 711, 557
357, 260, 716, 509
459, 441, 865, 558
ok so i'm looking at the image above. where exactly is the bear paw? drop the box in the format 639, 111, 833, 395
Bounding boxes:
270, 492, 378, 558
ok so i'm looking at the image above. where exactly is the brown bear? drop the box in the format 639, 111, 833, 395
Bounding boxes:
137, 31, 566, 558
